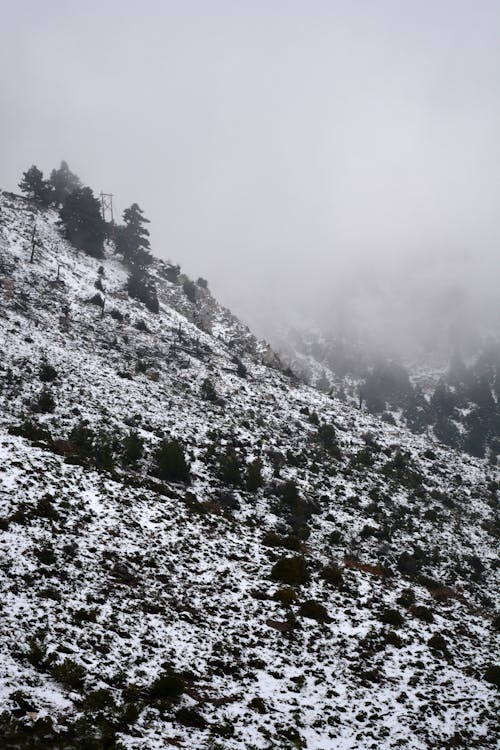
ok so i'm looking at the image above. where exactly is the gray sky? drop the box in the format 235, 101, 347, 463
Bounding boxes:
1, 0, 499, 340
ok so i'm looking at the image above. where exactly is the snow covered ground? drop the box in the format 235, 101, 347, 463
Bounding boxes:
0, 190, 498, 748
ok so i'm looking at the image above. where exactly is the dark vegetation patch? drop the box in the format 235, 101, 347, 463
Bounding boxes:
271, 556, 309, 586
298, 600, 330, 622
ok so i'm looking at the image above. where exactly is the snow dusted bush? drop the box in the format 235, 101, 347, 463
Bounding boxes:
271, 556, 309, 586
154, 438, 190, 483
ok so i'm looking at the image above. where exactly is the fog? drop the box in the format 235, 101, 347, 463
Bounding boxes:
1, 0, 499, 353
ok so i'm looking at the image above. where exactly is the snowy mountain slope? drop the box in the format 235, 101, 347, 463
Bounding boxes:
274, 324, 500, 462
0, 190, 498, 749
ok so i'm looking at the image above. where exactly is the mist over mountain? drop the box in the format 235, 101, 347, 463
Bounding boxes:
1, 1, 499, 354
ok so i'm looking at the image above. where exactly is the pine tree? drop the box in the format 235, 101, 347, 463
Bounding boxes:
403, 385, 429, 433
463, 409, 487, 458
430, 382, 457, 419
183, 278, 199, 303
154, 438, 190, 483
126, 268, 159, 313
246, 458, 263, 491
59, 187, 106, 258
18, 165, 53, 206
433, 414, 461, 449
115, 203, 152, 268
49, 161, 81, 206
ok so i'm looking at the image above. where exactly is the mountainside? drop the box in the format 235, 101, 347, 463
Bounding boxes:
0, 189, 498, 750
275, 326, 500, 462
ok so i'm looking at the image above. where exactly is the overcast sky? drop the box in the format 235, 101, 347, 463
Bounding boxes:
1, 0, 499, 339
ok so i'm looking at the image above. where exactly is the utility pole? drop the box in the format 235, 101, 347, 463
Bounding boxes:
30, 222, 39, 263
99, 192, 114, 224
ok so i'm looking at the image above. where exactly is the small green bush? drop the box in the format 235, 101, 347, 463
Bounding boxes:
360, 524, 377, 538
397, 588, 416, 608
0, 713, 116, 750
235, 358, 247, 378
92, 431, 115, 471
299, 599, 329, 622
36, 388, 55, 413
263, 531, 281, 547
317, 423, 341, 458
24, 637, 53, 669
271, 556, 309, 586
248, 696, 267, 713
383, 451, 422, 488
34, 494, 59, 520
8, 420, 53, 445
411, 605, 434, 623
397, 551, 423, 576
150, 672, 185, 701
281, 480, 300, 505
35, 543, 56, 566
380, 608, 404, 627
218, 447, 243, 486
281, 535, 301, 551
273, 587, 297, 606
262, 532, 301, 551
246, 458, 263, 491
321, 563, 344, 587
109, 308, 123, 322
329, 529, 343, 545
51, 659, 86, 690
200, 377, 217, 402
175, 706, 208, 728
385, 630, 403, 648
122, 431, 144, 466
428, 633, 449, 655
119, 702, 140, 727
212, 722, 235, 739
154, 438, 190, 483
39, 363, 58, 382
69, 422, 94, 456
83, 688, 116, 712
73, 608, 97, 624
350, 447, 375, 468
484, 664, 500, 688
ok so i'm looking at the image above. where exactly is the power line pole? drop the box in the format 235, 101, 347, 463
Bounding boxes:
30, 222, 40, 263
99, 192, 114, 223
